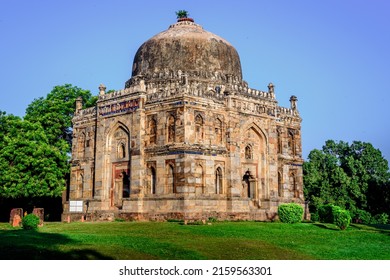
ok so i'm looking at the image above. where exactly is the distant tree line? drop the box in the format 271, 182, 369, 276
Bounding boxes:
303, 140, 390, 224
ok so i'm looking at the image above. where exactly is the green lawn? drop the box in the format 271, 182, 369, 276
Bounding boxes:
0, 221, 389, 260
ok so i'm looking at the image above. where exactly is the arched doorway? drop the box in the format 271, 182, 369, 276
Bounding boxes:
107, 124, 131, 207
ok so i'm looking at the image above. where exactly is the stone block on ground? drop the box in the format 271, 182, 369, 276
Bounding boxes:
10, 208, 23, 227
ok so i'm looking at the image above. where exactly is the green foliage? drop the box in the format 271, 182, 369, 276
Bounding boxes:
176, 10, 189, 19
0, 85, 97, 199
277, 203, 303, 223
0, 114, 68, 198
25, 84, 97, 152
22, 214, 40, 230
310, 212, 319, 222
318, 204, 341, 223
304, 140, 390, 219
353, 209, 372, 224
333, 209, 351, 230
372, 213, 389, 225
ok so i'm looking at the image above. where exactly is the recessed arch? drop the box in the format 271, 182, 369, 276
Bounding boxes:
288, 129, 296, 156
150, 166, 157, 194
77, 132, 86, 159
104, 121, 131, 205
243, 122, 268, 147
241, 122, 269, 200
117, 142, 126, 159
106, 121, 131, 150
289, 171, 298, 198
195, 114, 204, 142
215, 118, 223, 144
167, 114, 176, 143
278, 171, 283, 197
166, 162, 176, 194
215, 166, 223, 194
149, 117, 157, 145
245, 144, 253, 159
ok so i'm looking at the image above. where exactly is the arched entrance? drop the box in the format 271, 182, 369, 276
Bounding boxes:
241, 124, 267, 200
106, 123, 131, 207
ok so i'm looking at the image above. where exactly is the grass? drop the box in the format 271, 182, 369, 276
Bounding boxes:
0, 221, 389, 260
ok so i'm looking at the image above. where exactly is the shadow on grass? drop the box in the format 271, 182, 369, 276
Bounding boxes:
350, 224, 390, 236
312, 223, 340, 231
0, 229, 113, 260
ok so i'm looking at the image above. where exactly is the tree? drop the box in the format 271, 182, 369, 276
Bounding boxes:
24, 84, 97, 152
0, 113, 68, 198
303, 140, 390, 217
1, 85, 98, 219
176, 10, 189, 19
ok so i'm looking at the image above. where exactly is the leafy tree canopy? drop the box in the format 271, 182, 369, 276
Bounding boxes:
303, 140, 390, 217
24, 84, 97, 152
1, 84, 97, 199
0, 113, 68, 198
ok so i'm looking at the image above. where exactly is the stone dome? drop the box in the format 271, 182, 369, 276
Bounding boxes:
130, 20, 243, 83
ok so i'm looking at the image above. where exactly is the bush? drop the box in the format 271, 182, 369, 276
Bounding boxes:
318, 204, 341, 223
309, 212, 319, 222
22, 214, 40, 230
278, 203, 303, 224
333, 209, 351, 230
371, 213, 389, 224
352, 209, 372, 224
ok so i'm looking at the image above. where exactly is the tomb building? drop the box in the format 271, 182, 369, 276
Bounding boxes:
62, 17, 304, 221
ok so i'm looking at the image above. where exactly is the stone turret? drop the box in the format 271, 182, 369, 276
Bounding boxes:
290, 95, 298, 111
99, 84, 106, 96
75, 96, 83, 113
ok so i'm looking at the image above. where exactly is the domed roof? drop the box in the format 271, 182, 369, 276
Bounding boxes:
130, 19, 242, 83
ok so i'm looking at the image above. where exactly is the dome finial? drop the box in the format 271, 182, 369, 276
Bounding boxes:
175, 10, 194, 22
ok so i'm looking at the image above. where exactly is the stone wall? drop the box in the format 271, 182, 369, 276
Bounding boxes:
65, 67, 303, 222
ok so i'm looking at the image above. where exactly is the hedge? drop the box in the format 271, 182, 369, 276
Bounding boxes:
278, 203, 303, 224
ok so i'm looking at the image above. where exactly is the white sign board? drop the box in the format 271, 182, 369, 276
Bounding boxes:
69, 200, 83, 212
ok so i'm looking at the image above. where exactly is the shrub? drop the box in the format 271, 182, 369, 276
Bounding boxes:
318, 204, 341, 223
371, 213, 389, 224
353, 209, 372, 224
333, 209, 351, 230
278, 203, 303, 224
22, 214, 40, 230
310, 212, 319, 222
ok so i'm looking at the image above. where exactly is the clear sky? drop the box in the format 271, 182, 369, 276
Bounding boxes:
1, 0, 389, 163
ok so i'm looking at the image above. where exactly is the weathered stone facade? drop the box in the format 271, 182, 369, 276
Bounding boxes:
62, 19, 304, 222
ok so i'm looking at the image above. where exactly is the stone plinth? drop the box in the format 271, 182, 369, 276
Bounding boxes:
10, 208, 23, 227
33, 208, 44, 226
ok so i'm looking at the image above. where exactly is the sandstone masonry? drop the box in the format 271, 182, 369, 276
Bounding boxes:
62, 19, 304, 222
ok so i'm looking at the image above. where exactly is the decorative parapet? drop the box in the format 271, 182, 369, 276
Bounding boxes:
230, 96, 277, 117
235, 86, 275, 100
146, 82, 225, 104
276, 106, 301, 123
98, 87, 140, 101
98, 98, 140, 117
73, 107, 97, 122
125, 70, 241, 89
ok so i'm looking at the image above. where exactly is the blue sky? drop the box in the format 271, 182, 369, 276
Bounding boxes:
1, 0, 389, 163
